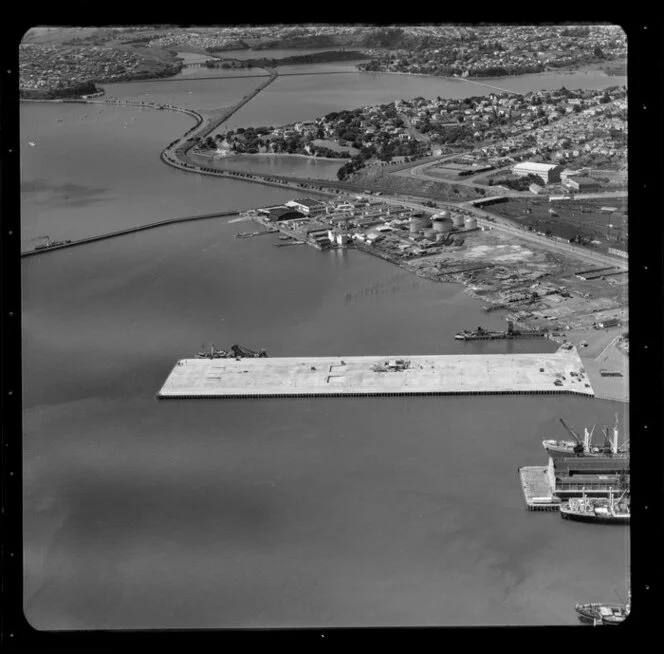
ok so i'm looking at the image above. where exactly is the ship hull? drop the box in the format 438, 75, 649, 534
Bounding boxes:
543, 441, 628, 459
560, 509, 629, 525
576, 604, 628, 625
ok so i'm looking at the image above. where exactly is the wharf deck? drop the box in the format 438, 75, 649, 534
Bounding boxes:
157, 352, 594, 399
518, 466, 560, 511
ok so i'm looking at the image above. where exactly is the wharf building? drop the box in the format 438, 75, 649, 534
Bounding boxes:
285, 198, 327, 215
512, 162, 563, 184
547, 456, 629, 500
267, 207, 306, 222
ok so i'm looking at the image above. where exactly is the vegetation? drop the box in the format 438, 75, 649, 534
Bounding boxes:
19, 80, 100, 100
207, 50, 370, 68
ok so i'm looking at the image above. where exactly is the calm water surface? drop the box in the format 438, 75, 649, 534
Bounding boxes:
20, 103, 301, 246
190, 152, 343, 180
222, 70, 626, 131
21, 69, 629, 629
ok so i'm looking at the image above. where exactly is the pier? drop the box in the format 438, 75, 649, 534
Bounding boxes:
518, 466, 560, 511
21, 210, 238, 257
157, 352, 595, 399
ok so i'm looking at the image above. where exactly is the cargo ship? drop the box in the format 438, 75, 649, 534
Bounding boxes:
543, 416, 629, 459
560, 490, 630, 525
455, 320, 547, 341
576, 592, 630, 625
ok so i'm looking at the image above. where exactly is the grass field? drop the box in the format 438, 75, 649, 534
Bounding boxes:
485, 197, 627, 251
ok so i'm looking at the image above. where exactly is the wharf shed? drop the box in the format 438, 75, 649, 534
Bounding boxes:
286, 198, 327, 215
547, 456, 629, 499
268, 207, 306, 222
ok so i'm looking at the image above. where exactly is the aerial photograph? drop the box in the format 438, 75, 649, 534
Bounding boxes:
20, 23, 629, 629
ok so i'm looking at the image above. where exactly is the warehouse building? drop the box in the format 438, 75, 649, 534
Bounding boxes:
564, 176, 601, 193
512, 162, 563, 183
547, 456, 629, 499
267, 207, 306, 222
285, 198, 327, 215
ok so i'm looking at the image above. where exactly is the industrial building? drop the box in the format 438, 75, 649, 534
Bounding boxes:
512, 162, 563, 183
267, 207, 306, 222
563, 176, 601, 193
547, 456, 629, 499
285, 198, 327, 215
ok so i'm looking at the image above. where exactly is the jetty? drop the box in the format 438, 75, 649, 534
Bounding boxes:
157, 352, 595, 399
21, 210, 239, 257
518, 466, 560, 511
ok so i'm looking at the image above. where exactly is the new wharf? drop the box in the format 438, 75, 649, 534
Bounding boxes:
157, 352, 594, 399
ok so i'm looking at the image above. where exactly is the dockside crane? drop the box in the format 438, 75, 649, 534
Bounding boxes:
559, 418, 585, 454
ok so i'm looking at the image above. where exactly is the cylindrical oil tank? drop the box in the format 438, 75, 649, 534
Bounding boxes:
432, 215, 453, 233
409, 212, 431, 233
452, 213, 465, 228
464, 216, 478, 230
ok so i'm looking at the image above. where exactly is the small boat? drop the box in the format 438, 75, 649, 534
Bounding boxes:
560, 489, 629, 525
195, 344, 230, 359
576, 592, 630, 625
28, 141, 36, 147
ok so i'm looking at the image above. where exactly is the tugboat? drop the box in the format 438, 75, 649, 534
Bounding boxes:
576, 591, 630, 625
196, 344, 230, 359
560, 489, 630, 525
543, 415, 629, 459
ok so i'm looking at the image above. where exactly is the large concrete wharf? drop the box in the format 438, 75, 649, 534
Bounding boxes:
157, 352, 594, 399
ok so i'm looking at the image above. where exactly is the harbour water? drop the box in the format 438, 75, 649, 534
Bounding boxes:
21, 66, 629, 629
20, 102, 299, 246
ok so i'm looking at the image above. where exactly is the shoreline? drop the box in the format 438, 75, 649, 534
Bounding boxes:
194, 150, 348, 163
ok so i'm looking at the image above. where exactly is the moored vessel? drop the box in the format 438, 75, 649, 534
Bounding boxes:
543, 416, 629, 459
576, 591, 630, 625
455, 319, 547, 341
560, 489, 629, 525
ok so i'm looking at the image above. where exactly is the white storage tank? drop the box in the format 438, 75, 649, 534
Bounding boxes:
432, 213, 453, 233
464, 216, 478, 230
409, 212, 432, 233
452, 213, 465, 228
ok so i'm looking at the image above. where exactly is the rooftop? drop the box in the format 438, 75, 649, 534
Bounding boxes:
513, 161, 562, 172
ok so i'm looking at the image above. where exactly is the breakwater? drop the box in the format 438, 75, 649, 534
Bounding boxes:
20, 210, 238, 257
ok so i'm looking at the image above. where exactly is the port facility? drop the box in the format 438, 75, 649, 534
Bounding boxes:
158, 352, 594, 399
